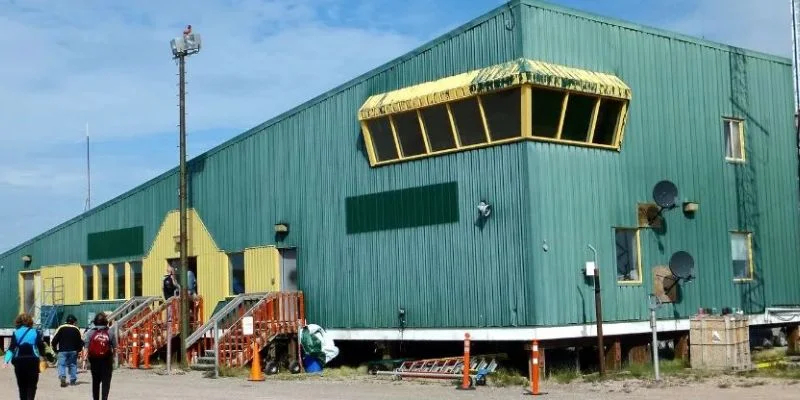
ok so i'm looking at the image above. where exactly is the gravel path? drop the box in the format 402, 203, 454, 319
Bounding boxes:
1, 365, 798, 399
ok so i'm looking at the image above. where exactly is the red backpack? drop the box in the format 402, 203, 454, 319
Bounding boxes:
87, 329, 111, 358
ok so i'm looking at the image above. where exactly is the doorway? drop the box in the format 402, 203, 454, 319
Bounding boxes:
167, 257, 198, 294
21, 271, 41, 325
278, 248, 298, 291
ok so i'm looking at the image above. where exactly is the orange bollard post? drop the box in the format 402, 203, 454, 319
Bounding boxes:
129, 331, 139, 369
525, 339, 545, 396
248, 340, 265, 382
455, 333, 475, 391
142, 323, 152, 370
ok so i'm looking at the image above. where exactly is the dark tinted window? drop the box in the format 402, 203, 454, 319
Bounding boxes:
450, 97, 488, 146
592, 99, 623, 145
531, 88, 565, 138
561, 94, 596, 142
366, 117, 398, 162
393, 111, 427, 157
420, 105, 456, 152
482, 88, 521, 141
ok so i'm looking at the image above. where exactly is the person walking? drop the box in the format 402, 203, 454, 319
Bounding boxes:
51, 314, 84, 387
83, 312, 116, 400
3, 313, 46, 400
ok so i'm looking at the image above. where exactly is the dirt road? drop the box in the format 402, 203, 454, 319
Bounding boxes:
1, 365, 798, 399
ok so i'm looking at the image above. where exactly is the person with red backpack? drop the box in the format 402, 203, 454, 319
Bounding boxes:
82, 313, 116, 400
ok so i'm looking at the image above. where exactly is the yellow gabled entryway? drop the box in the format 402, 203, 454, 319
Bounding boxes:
142, 209, 228, 322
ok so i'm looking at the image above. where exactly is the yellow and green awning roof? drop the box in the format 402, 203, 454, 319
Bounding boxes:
358, 58, 632, 120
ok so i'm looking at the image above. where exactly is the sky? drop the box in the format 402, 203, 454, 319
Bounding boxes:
0, 0, 794, 253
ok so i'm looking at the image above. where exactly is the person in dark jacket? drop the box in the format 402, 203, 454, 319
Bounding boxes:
51, 314, 84, 387
3, 313, 46, 400
83, 312, 116, 400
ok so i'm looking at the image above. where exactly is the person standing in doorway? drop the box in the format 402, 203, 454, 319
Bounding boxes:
3, 313, 46, 400
163, 265, 180, 300
83, 312, 116, 400
51, 314, 83, 387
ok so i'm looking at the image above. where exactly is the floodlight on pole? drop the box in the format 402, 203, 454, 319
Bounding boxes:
170, 24, 201, 370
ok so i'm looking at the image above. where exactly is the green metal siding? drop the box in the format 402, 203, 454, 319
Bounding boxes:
520, 1, 800, 326
2, 0, 800, 332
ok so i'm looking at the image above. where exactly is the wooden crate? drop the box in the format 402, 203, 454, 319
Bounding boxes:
690, 315, 752, 371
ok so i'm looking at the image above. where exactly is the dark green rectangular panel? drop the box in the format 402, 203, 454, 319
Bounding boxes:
87, 226, 144, 261
346, 182, 459, 234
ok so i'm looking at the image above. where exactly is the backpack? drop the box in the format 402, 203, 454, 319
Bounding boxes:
87, 329, 112, 358
13, 327, 37, 359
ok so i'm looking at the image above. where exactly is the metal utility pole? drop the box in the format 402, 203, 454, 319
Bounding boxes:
588, 245, 605, 376
648, 295, 661, 381
170, 25, 201, 369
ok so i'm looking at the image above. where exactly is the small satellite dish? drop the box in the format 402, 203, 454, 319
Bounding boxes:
653, 180, 679, 209
668, 250, 695, 281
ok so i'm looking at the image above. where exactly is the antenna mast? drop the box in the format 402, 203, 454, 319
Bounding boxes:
85, 122, 91, 211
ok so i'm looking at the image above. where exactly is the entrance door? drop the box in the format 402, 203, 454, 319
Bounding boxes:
21, 272, 41, 324
278, 248, 298, 291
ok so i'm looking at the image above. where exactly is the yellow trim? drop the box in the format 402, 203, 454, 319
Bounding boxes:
615, 228, 643, 285
723, 117, 746, 162
521, 85, 532, 138
92, 265, 99, 300
731, 231, 755, 282
358, 58, 631, 120
586, 97, 601, 143
416, 110, 432, 153
124, 262, 132, 299
555, 93, 569, 140
445, 103, 462, 147
360, 121, 378, 165
613, 102, 627, 148
476, 96, 492, 143
388, 115, 403, 158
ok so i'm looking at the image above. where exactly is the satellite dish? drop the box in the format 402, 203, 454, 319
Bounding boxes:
653, 180, 679, 209
668, 250, 695, 281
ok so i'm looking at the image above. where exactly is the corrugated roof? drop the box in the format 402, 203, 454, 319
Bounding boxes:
358, 57, 631, 120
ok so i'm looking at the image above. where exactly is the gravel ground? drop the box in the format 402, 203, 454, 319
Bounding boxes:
1, 365, 799, 399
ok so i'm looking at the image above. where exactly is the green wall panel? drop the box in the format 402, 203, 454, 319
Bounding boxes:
346, 182, 459, 234
87, 226, 144, 261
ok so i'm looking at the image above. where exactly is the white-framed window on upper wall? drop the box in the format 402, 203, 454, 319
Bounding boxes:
723, 117, 745, 162
731, 231, 754, 281
614, 228, 642, 284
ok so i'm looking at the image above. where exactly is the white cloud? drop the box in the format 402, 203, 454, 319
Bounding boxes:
0, 0, 421, 147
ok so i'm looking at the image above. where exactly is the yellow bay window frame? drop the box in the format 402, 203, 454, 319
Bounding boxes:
359, 57, 632, 167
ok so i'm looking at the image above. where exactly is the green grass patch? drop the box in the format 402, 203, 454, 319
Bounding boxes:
202, 365, 249, 379
752, 347, 788, 363
487, 368, 528, 387
547, 368, 580, 384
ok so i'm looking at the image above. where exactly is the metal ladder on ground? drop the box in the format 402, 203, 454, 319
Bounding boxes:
374, 354, 501, 384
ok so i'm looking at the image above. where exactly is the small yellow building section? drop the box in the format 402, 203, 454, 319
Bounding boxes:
18, 209, 287, 323
143, 209, 229, 321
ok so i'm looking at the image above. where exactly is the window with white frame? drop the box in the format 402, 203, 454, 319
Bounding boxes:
731, 232, 753, 280
723, 118, 745, 161
615, 228, 641, 283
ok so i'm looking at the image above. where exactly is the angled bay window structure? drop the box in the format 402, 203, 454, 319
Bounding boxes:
358, 58, 632, 166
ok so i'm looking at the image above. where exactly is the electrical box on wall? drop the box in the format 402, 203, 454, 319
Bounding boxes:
584, 261, 597, 277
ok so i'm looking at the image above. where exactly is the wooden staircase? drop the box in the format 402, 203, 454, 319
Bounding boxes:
189, 291, 305, 372
117, 295, 204, 366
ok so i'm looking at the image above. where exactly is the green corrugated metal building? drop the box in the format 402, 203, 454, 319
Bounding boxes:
2, 0, 800, 342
